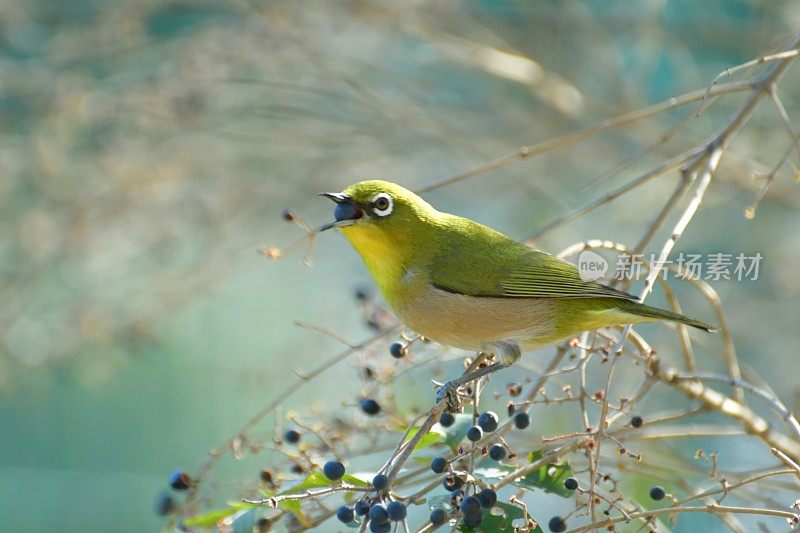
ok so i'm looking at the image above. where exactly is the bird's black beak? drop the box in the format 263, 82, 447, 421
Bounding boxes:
317, 192, 364, 231
318, 192, 350, 204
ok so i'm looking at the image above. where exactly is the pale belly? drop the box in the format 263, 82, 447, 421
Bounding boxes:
390, 282, 559, 352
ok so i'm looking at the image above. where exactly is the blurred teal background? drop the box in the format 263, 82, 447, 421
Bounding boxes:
0, 1, 798, 531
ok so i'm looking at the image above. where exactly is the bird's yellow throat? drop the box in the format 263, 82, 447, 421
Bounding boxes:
340, 223, 413, 293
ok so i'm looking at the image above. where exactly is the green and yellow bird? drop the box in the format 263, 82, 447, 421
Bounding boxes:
320, 180, 714, 402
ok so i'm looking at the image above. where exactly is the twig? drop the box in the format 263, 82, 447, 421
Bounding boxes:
770, 448, 800, 484
655, 361, 800, 461
769, 87, 800, 161
567, 503, 799, 532
615, 34, 800, 356
186, 327, 399, 505
244, 483, 371, 506
696, 48, 799, 117
672, 372, 800, 441
526, 148, 699, 243
613, 145, 722, 354
491, 440, 588, 491
384, 399, 448, 484
418, 81, 756, 194
746, 141, 797, 218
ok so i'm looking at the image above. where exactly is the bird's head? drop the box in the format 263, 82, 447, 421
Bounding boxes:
318, 180, 439, 267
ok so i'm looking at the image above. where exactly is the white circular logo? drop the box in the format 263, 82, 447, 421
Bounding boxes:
577, 250, 609, 282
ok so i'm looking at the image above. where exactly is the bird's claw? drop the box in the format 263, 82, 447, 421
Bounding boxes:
435, 380, 463, 413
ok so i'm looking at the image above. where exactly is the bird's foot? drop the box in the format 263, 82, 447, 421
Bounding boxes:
435, 380, 463, 413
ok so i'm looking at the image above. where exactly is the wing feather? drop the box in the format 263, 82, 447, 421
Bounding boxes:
428, 217, 636, 301
498, 254, 637, 299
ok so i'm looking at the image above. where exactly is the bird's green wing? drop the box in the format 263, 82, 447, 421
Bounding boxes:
492, 251, 636, 299
429, 218, 636, 300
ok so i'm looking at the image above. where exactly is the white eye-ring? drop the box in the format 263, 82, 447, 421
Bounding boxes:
371, 192, 393, 217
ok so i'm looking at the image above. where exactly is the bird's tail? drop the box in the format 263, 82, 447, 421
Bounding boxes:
618, 300, 718, 332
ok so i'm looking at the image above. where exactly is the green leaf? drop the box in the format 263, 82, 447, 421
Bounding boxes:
184, 502, 255, 528
437, 413, 473, 449
184, 508, 237, 528
270, 469, 361, 528
277, 498, 313, 528
398, 424, 445, 450
278, 469, 367, 495
517, 449, 574, 497
457, 502, 543, 532
342, 473, 370, 487
417, 431, 444, 449
279, 470, 332, 494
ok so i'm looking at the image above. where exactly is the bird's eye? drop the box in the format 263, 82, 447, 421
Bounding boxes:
371, 193, 393, 217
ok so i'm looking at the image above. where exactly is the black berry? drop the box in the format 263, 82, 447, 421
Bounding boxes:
449, 488, 465, 507
650, 486, 666, 501
548, 516, 567, 532
564, 477, 578, 491
466, 425, 483, 442
631, 415, 644, 428
430, 508, 447, 526
460, 495, 481, 516
323, 460, 345, 481
169, 469, 191, 490
430, 457, 448, 474
372, 473, 389, 490
154, 491, 174, 516
369, 504, 390, 524
442, 474, 464, 492
478, 411, 499, 433
389, 342, 405, 358
354, 285, 370, 301
489, 444, 506, 461
334, 202, 359, 223
514, 412, 530, 429
256, 517, 272, 532
336, 506, 354, 523
477, 488, 497, 508
386, 501, 407, 521
355, 500, 370, 516
360, 398, 381, 415
284, 429, 300, 444
439, 411, 456, 427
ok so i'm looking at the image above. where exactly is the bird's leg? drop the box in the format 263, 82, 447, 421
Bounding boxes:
435, 362, 506, 408
434, 351, 492, 412
435, 342, 521, 412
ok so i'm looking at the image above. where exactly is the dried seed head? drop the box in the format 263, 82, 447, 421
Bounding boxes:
262, 246, 282, 260
594, 390, 605, 401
